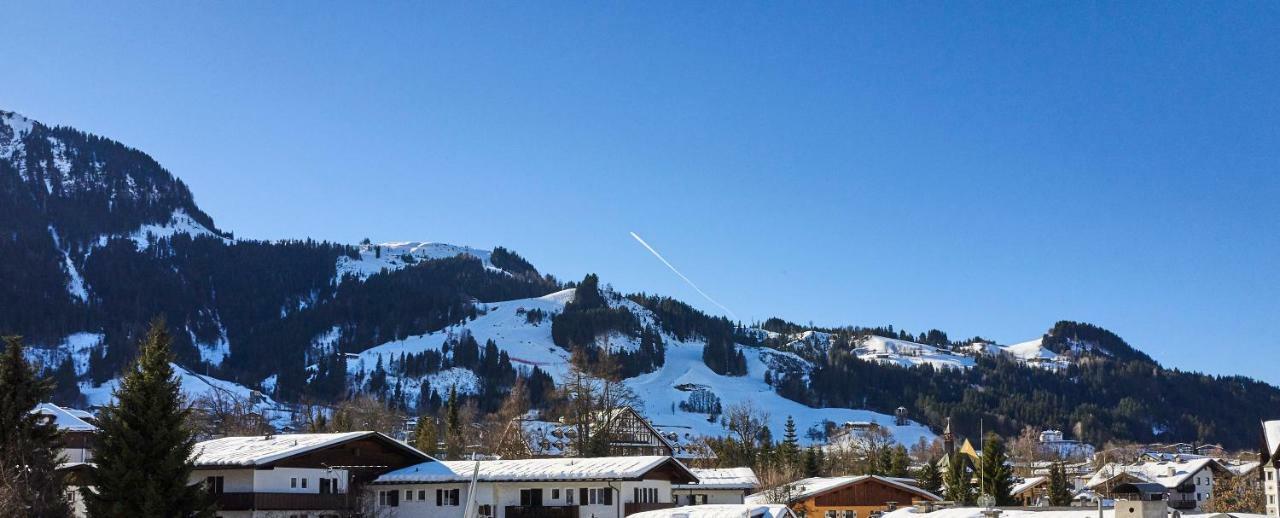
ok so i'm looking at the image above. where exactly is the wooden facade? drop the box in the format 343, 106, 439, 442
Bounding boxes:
793, 476, 939, 518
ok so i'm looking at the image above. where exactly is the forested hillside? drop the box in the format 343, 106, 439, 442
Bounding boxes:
2, 109, 1277, 449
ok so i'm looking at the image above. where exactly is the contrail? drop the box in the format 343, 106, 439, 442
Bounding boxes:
629, 232, 738, 320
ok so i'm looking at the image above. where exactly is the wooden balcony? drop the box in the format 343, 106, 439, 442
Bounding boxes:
505, 504, 579, 518
626, 501, 676, 514
212, 492, 352, 511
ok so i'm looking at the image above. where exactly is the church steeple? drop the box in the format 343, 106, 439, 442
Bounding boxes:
943, 417, 955, 456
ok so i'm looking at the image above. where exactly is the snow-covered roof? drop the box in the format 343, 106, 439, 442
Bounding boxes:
746, 475, 940, 505
1011, 476, 1047, 496
1265, 420, 1280, 459
628, 504, 797, 518
881, 507, 1127, 518
1085, 457, 1225, 490
674, 467, 759, 490
192, 431, 427, 467
375, 455, 697, 484
33, 403, 97, 432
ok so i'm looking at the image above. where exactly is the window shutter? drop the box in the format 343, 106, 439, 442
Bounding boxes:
437, 489, 443, 506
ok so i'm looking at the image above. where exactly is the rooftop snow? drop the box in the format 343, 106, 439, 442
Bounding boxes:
674, 467, 759, 490
628, 504, 796, 518
1085, 457, 1222, 490
33, 403, 97, 432
192, 431, 419, 466
375, 455, 694, 484
747, 475, 940, 504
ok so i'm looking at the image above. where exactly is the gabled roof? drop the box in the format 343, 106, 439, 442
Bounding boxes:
1011, 476, 1047, 497
1264, 420, 1280, 460
192, 431, 430, 467
746, 475, 941, 505
628, 504, 797, 518
374, 455, 697, 484
674, 467, 759, 490
1086, 458, 1227, 490
33, 403, 97, 432
512, 406, 677, 457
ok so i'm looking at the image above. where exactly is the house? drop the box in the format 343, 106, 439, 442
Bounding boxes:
1085, 456, 1229, 511
1011, 476, 1049, 506
1036, 429, 1095, 459
498, 406, 681, 459
745, 475, 940, 518
628, 503, 798, 518
370, 454, 698, 518
189, 431, 432, 518
34, 402, 98, 463
672, 467, 759, 505
1262, 419, 1280, 517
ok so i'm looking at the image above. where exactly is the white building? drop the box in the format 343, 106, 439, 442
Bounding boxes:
189, 431, 431, 518
672, 467, 759, 505
1263, 420, 1280, 517
35, 402, 98, 463
370, 455, 698, 518
1085, 456, 1228, 511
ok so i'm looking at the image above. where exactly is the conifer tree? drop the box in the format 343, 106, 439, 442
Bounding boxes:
414, 416, 439, 457
83, 321, 213, 518
0, 336, 72, 517
780, 415, 800, 470
944, 452, 974, 505
979, 433, 1014, 505
444, 385, 464, 459
915, 458, 944, 496
889, 445, 911, 477
1048, 462, 1072, 506
803, 447, 821, 477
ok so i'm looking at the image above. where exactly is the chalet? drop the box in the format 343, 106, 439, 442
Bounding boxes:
34, 402, 98, 463
499, 406, 683, 459
628, 504, 798, 518
1085, 456, 1230, 511
745, 475, 940, 518
190, 431, 431, 518
370, 454, 698, 518
1011, 476, 1049, 506
672, 467, 759, 505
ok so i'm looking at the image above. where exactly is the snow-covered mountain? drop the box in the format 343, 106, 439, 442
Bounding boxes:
342, 287, 936, 446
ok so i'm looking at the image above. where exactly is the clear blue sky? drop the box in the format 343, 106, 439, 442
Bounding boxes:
3, 3, 1278, 383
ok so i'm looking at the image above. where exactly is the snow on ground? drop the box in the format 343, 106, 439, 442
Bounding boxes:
25, 332, 103, 374
854, 335, 975, 370
348, 287, 934, 447
335, 241, 506, 281
80, 362, 290, 426
48, 226, 89, 302
128, 209, 227, 250
883, 508, 1119, 518
192, 324, 231, 366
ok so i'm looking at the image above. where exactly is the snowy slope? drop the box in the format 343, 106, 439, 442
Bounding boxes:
345, 289, 935, 447
336, 241, 506, 281
79, 362, 289, 425
854, 335, 975, 370
125, 208, 227, 250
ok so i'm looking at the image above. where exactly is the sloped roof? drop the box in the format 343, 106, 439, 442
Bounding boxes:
746, 475, 941, 505
1086, 458, 1225, 490
628, 504, 796, 518
1011, 476, 1047, 496
1265, 420, 1280, 459
674, 467, 759, 490
33, 403, 97, 432
192, 431, 428, 467
375, 455, 697, 484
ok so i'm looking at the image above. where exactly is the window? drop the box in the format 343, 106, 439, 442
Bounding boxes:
301, 478, 307, 489
1270, 471, 1275, 481
291, 477, 297, 488
580, 488, 588, 505
478, 504, 495, 518
405, 490, 412, 501
566, 488, 574, 504
520, 488, 544, 506
379, 490, 399, 507
602, 487, 613, 506
436, 488, 460, 506
320, 478, 331, 494
845, 512, 858, 518
418, 490, 426, 501
827, 512, 839, 518
552, 488, 560, 500
205, 476, 224, 495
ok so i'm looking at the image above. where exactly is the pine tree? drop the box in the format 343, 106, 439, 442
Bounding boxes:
83, 321, 213, 518
414, 417, 439, 457
1048, 461, 1072, 506
803, 447, 821, 477
780, 415, 800, 470
444, 385, 464, 459
889, 445, 911, 477
980, 433, 1014, 505
916, 458, 944, 495
944, 452, 974, 505
0, 336, 72, 516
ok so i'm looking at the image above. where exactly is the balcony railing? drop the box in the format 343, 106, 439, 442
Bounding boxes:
1169, 499, 1199, 510
212, 492, 352, 511
505, 504, 579, 518
626, 501, 676, 514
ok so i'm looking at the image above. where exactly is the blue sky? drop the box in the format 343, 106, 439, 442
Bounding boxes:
3, 3, 1278, 383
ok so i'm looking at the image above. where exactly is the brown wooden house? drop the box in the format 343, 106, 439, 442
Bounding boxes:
747, 475, 940, 518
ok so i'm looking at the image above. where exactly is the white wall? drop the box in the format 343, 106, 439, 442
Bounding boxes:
252, 466, 349, 494
372, 479, 677, 518
672, 488, 746, 505
1265, 465, 1278, 518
